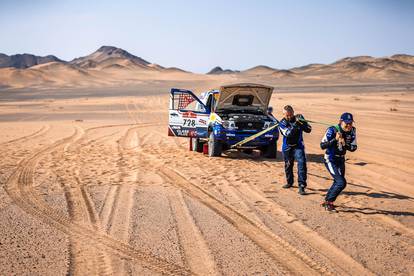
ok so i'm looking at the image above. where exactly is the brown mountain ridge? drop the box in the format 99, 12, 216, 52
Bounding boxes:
0, 46, 413, 89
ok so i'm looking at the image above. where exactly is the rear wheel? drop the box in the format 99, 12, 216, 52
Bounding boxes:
262, 139, 277, 159
191, 137, 203, 152
208, 132, 222, 157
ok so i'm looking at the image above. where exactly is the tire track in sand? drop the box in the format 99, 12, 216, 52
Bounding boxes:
99, 126, 142, 275
236, 182, 372, 275
0, 124, 51, 146
309, 177, 414, 239
258, 158, 414, 248
131, 126, 220, 275
213, 159, 373, 275
167, 188, 220, 276
58, 126, 115, 275
100, 124, 162, 233
149, 129, 373, 275
140, 151, 316, 275
5, 124, 192, 275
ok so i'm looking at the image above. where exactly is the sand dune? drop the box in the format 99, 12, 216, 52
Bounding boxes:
243, 65, 277, 75
0, 83, 413, 275
1, 48, 414, 90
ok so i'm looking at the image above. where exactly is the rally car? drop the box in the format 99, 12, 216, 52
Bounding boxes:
168, 83, 279, 157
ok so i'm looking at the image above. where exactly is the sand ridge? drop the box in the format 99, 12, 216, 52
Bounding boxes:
0, 84, 413, 275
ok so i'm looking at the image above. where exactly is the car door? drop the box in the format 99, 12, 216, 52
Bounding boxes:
168, 88, 209, 138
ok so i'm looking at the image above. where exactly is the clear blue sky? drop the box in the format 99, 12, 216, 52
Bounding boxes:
1, 0, 413, 73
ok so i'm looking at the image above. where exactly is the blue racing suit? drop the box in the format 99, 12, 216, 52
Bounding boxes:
279, 117, 312, 188
320, 125, 357, 202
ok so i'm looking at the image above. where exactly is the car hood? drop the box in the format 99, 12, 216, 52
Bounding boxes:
215, 83, 274, 112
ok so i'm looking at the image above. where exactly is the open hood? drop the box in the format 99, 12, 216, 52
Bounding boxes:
215, 83, 274, 112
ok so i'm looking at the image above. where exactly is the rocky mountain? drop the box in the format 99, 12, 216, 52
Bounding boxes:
0, 53, 64, 69
207, 66, 239, 74
0, 48, 413, 89
294, 55, 414, 80
70, 46, 151, 69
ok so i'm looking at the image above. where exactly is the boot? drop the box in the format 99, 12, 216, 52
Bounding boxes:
298, 186, 306, 195
321, 201, 337, 212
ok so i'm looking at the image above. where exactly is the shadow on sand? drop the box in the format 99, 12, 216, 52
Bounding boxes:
307, 172, 414, 201
338, 206, 414, 217
222, 150, 325, 164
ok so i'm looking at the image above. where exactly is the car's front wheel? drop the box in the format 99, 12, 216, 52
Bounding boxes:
208, 132, 222, 157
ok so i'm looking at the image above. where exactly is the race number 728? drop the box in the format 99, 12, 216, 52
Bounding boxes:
183, 119, 196, 127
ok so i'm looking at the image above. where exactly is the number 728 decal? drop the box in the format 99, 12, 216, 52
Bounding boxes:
183, 118, 196, 127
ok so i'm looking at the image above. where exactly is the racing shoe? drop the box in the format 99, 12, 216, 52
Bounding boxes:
282, 184, 293, 189
321, 201, 337, 212
298, 187, 306, 195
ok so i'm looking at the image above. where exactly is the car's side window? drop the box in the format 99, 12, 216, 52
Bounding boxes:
172, 91, 206, 112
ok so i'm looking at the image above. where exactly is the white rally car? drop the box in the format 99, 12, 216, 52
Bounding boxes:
168, 83, 279, 157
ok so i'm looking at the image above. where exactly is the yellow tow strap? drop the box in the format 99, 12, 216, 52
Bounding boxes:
229, 117, 339, 149
230, 123, 279, 149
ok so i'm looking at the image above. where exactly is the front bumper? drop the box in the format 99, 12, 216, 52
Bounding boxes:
214, 127, 279, 147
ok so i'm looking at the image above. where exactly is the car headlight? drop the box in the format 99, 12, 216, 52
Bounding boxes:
263, 122, 271, 129
264, 121, 277, 129
222, 120, 236, 129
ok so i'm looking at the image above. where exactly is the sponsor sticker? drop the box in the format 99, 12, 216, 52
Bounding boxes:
177, 129, 190, 136
182, 111, 197, 118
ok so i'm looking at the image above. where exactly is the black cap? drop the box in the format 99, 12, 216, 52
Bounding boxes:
340, 112, 354, 123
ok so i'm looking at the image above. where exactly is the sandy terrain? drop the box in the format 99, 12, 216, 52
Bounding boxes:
0, 67, 414, 275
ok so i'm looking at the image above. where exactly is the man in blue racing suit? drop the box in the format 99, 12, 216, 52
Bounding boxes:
320, 112, 357, 212
279, 105, 312, 195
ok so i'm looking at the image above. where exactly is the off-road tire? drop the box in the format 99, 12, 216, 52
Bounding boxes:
208, 132, 222, 157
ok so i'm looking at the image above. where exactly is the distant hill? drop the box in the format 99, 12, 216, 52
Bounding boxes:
242, 65, 276, 75
0, 46, 192, 89
0, 49, 413, 89
70, 46, 152, 70
294, 55, 414, 80
0, 53, 64, 69
391, 54, 414, 65
207, 66, 239, 74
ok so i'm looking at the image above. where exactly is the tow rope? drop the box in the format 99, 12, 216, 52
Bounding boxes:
229, 118, 340, 149
230, 123, 279, 149
297, 118, 340, 131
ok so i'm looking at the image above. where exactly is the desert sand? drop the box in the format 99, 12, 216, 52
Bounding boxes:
0, 48, 414, 275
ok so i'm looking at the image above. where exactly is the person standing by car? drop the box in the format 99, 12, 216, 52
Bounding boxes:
279, 105, 312, 195
320, 112, 357, 212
